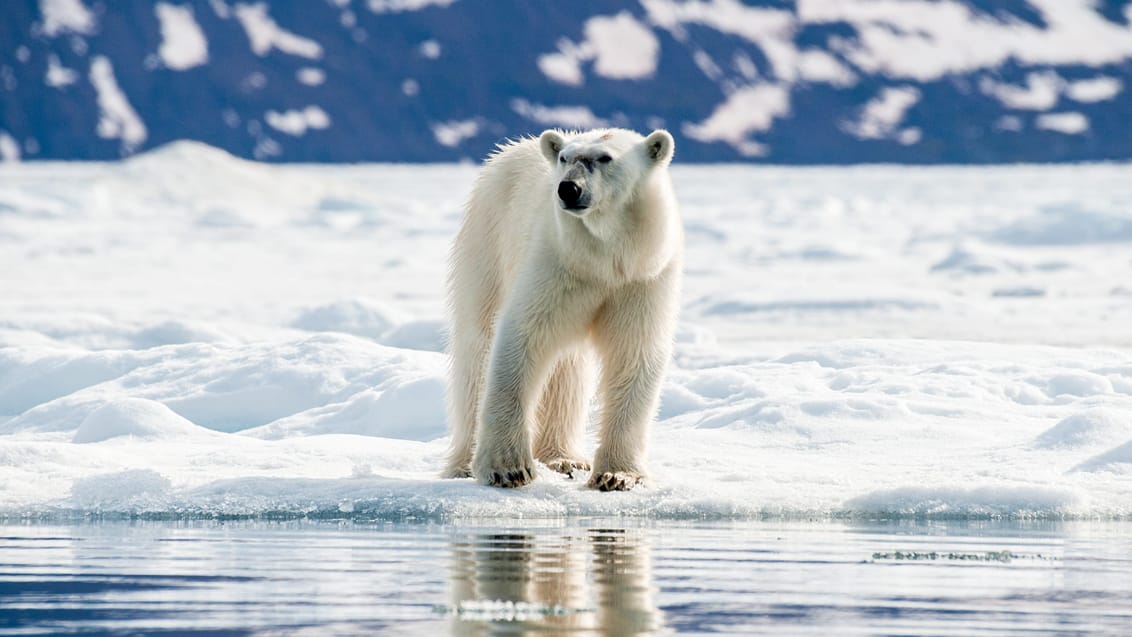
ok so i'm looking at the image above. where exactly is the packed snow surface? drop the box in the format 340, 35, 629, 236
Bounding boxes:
2, 143, 1131, 520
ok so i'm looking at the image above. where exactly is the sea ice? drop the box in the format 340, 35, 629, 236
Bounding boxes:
1, 144, 1130, 520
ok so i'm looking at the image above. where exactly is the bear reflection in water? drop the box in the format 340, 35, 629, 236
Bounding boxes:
446, 528, 660, 635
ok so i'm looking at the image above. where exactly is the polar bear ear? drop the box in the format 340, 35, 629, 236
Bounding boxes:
539, 130, 566, 164
644, 130, 675, 165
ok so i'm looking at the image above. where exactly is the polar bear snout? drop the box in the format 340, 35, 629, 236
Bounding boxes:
557, 180, 588, 211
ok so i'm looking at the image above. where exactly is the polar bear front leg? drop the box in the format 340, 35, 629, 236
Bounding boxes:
474, 274, 600, 488
534, 346, 595, 478
589, 269, 679, 491
474, 309, 541, 487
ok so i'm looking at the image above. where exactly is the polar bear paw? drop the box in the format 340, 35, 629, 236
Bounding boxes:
475, 450, 537, 488
543, 458, 591, 479
440, 465, 473, 479
587, 470, 642, 492
485, 465, 535, 488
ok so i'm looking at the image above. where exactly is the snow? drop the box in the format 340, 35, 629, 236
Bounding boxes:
841, 86, 921, 141
584, 13, 660, 81
980, 72, 1062, 111
643, 0, 797, 81
799, 0, 1132, 82
644, 0, 1132, 144
682, 84, 790, 157
0, 132, 19, 162
796, 49, 856, 86
233, 2, 323, 60
431, 119, 479, 148
1035, 112, 1089, 135
45, 54, 79, 88
537, 49, 584, 87
38, 0, 96, 37
418, 40, 441, 59
72, 398, 213, 443
155, 2, 209, 71
296, 67, 326, 86
264, 106, 331, 136
510, 99, 609, 130
367, 0, 459, 14
1065, 77, 1123, 103
88, 56, 147, 153
1, 145, 1131, 521
538, 12, 660, 85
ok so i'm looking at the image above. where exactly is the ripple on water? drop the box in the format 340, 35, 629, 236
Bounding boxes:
1, 519, 1131, 635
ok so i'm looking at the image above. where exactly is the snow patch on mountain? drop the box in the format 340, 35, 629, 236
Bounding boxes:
155, 2, 210, 70
89, 57, 147, 153
842, 86, 921, 143
1065, 76, 1123, 103
511, 99, 609, 130
1036, 112, 1089, 135
981, 72, 1063, 110
265, 106, 331, 136
800, 0, 1132, 81
539, 12, 660, 85
296, 67, 326, 86
366, 0, 460, 14
683, 84, 790, 156
432, 120, 480, 148
37, 0, 96, 37
45, 54, 78, 87
234, 2, 323, 59
0, 132, 19, 162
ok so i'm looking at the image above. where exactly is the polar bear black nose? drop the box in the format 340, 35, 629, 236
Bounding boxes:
558, 181, 583, 208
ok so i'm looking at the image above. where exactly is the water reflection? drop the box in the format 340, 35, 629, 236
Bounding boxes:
4, 520, 1132, 635
446, 528, 660, 636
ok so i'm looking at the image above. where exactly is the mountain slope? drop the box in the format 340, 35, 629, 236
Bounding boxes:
2, 0, 1132, 162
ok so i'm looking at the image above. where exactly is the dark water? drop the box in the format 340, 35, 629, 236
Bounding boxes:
1, 519, 1131, 635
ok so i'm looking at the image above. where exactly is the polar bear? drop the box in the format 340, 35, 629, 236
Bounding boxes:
442, 128, 683, 491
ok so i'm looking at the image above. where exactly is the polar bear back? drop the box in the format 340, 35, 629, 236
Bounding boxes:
450, 137, 550, 310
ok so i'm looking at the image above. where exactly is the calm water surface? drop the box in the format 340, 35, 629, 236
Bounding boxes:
1, 519, 1130, 635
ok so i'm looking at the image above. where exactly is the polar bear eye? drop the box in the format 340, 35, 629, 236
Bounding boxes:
558, 154, 566, 163
597, 155, 612, 163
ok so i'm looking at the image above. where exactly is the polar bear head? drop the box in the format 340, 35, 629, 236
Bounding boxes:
539, 128, 674, 216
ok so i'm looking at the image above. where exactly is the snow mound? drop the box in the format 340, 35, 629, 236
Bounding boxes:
0, 347, 144, 420
291, 299, 406, 340
1073, 440, 1132, 475
1, 335, 444, 436
1034, 409, 1132, 449
292, 301, 446, 352
243, 375, 446, 441
381, 319, 447, 353
1037, 371, 1114, 400
73, 397, 210, 443
130, 319, 235, 349
126, 139, 249, 169
931, 244, 1007, 275
989, 204, 1132, 245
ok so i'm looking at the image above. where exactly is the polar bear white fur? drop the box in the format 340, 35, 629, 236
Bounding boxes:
442, 128, 683, 491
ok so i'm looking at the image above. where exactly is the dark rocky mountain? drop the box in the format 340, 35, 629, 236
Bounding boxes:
2, 0, 1131, 163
